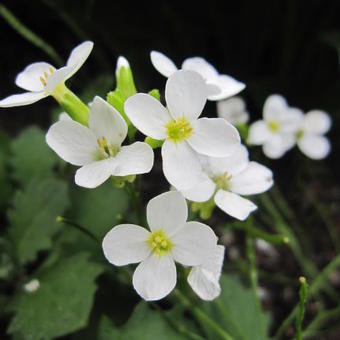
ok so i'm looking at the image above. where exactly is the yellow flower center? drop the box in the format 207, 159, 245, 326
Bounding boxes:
147, 230, 172, 257
165, 117, 193, 143
213, 172, 231, 190
296, 129, 304, 139
96, 137, 119, 159
39, 66, 55, 87
267, 120, 280, 133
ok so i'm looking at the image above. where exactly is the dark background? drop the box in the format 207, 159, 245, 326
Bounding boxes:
0, 0, 339, 337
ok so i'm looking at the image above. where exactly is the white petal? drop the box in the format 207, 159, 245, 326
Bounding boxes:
302, 110, 332, 135
89, 96, 127, 147
229, 161, 274, 195
214, 190, 257, 220
150, 51, 178, 77
165, 70, 207, 121
133, 255, 176, 301
280, 108, 304, 133
188, 118, 240, 157
46, 120, 97, 166
262, 133, 295, 159
263, 94, 288, 121
112, 142, 154, 176
187, 245, 225, 301
75, 158, 118, 188
124, 93, 170, 139
116, 56, 130, 73
45, 66, 74, 93
171, 221, 217, 266
162, 140, 207, 190
247, 120, 272, 145
207, 144, 249, 176
182, 57, 218, 81
102, 224, 150, 266
207, 75, 245, 101
181, 178, 216, 202
297, 134, 331, 160
66, 41, 94, 79
147, 191, 188, 235
59, 112, 72, 121
217, 97, 249, 125
0, 91, 47, 107
15, 62, 54, 92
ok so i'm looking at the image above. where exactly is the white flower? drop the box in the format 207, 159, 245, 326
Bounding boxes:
181, 144, 273, 220
102, 191, 218, 301
23, 279, 40, 293
46, 96, 154, 188
58, 112, 72, 121
247, 94, 302, 159
0, 41, 93, 107
188, 245, 225, 301
150, 51, 245, 101
124, 70, 240, 190
295, 110, 331, 160
217, 96, 249, 125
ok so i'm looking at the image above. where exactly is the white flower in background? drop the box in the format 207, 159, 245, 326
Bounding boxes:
217, 96, 249, 125
150, 51, 245, 101
295, 110, 331, 160
102, 191, 218, 301
181, 144, 273, 220
248, 94, 302, 159
125, 70, 240, 190
0, 41, 93, 107
188, 245, 225, 301
46, 96, 154, 188
23, 279, 40, 293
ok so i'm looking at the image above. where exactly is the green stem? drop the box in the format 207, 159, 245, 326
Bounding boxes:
124, 182, 145, 226
173, 289, 234, 340
0, 4, 63, 66
274, 254, 340, 339
295, 277, 308, 340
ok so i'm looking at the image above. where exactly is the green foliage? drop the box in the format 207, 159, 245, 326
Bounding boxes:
7, 178, 69, 265
145, 136, 164, 149
8, 253, 104, 339
148, 89, 161, 101
0, 131, 12, 208
200, 275, 270, 340
96, 303, 189, 339
10, 127, 63, 185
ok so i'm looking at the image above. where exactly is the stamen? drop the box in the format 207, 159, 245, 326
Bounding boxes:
43, 71, 49, 78
147, 230, 172, 256
40, 76, 46, 86
49, 67, 55, 74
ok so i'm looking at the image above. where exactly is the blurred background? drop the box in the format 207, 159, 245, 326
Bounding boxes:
0, 0, 339, 338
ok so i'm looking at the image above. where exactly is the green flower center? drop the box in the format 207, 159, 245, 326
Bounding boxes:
96, 137, 119, 159
213, 172, 231, 190
147, 230, 172, 257
267, 120, 280, 133
166, 117, 193, 143
296, 129, 304, 139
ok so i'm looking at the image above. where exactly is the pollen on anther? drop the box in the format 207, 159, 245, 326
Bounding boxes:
40, 76, 46, 86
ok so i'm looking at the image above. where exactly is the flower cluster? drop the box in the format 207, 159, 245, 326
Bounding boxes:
0, 41, 331, 302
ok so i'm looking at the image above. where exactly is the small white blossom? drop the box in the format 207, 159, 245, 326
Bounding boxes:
248, 94, 302, 159
102, 191, 218, 301
46, 96, 154, 188
0, 41, 93, 107
150, 51, 245, 101
188, 245, 225, 301
295, 110, 331, 160
181, 144, 273, 220
23, 279, 40, 293
124, 70, 240, 190
217, 96, 249, 125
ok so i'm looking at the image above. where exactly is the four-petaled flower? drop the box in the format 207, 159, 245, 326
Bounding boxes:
0, 41, 93, 108
181, 144, 273, 220
46, 96, 154, 188
295, 110, 331, 160
102, 191, 218, 301
150, 51, 245, 101
188, 245, 225, 301
217, 96, 249, 125
124, 70, 241, 190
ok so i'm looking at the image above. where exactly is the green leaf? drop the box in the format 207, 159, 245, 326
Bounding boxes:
148, 89, 161, 101
96, 303, 189, 340
0, 131, 13, 209
8, 253, 104, 339
200, 275, 271, 340
7, 178, 69, 265
10, 127, 63, 185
